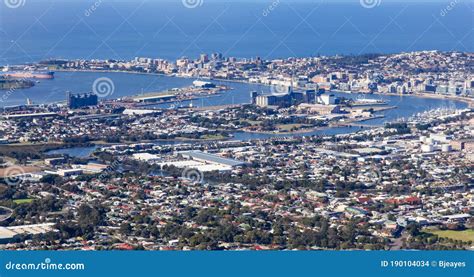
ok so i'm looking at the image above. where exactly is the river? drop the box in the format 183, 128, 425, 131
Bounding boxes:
7, 71, 465, 157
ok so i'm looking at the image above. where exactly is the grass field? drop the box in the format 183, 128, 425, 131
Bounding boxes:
427, 229, 474, 243
13, 198, 35, 205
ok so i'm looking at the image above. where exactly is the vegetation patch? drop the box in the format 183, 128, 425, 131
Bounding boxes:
13, 198, 35, 205
426, 229, 474, 244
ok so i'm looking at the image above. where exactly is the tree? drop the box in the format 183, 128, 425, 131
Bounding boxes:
120, 223, 133, 235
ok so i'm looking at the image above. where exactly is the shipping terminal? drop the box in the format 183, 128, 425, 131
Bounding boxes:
1, 71, 55, 79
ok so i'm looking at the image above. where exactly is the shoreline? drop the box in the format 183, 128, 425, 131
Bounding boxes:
332, 89, 474, 108
241, 115, 384, 135
55, 68, 474, 107
3, 68, 468, 153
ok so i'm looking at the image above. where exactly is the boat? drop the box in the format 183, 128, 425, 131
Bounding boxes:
353, 97, 386, 106
193, 80, 216, 88
3, 71, 55, 79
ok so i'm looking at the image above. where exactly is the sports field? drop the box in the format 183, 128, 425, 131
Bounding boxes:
427, 229, 474, 243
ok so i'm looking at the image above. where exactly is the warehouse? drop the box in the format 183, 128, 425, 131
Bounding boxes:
179, 151, 246, 167
0, 223, 56, 244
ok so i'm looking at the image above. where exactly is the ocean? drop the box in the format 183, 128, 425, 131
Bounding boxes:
0, 0, 472, 65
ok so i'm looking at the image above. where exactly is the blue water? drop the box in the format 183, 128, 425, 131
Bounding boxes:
46, 146, 99, 158
1, 0, 471, 155
27, 71, 465, 157
0, 71, 268, 106
0, 1, 472, 64
2, 71, 466, 118
0, 71, 196, 106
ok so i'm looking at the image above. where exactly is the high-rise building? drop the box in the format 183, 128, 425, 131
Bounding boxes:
318, 94, 336, 105
67, 92, 98, 109
200, 54, 209, 63
252, 89, 323, 108
250, 91, 258, 105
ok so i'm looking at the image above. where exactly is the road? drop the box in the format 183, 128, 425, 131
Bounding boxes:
0, 206, 13, 222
